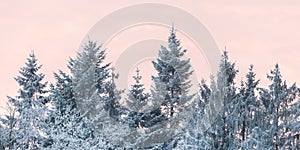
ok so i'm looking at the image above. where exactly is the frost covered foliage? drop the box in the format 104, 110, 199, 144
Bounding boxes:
152, 26, 194, 119
176, 51, 239, 150
176, 52, 300, 150
44, 71, 97, 149
204, 51, 239, 150
1, 28, 300, 149
70, 40, 111, 121
125, 68, 151, 128
0, 102, 17, 149
254, 64, 299, 149
69, 40, 123, 122
3, 53, 49, 149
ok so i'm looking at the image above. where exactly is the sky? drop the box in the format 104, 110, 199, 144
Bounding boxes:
1, 0, 300, 114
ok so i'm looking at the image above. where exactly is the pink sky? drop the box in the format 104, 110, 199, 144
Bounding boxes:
1, 0, 300, 114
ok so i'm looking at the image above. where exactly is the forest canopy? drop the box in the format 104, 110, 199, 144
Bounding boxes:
0, 27, 299, 150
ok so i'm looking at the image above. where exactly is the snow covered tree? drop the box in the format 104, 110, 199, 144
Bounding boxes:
126, 68, 150, 113
203, 51, 238, 150
69, 40, 128, 148
124, 67, 166, 129
2, 28, 300, 149
198, 80, 211, 108
176, 51, 238, 150
258, 64, 298, 149
70, 40, 110, 121
102, 68, 123, 120
0, 120, 7, 149
232, 65, 262, 149
241, 126, 273, 149
286, 89, 300, 149
95, 43, 111, 96
238, 65, 260, 141
175, 80, 212, 149
0, 125, 4, 149
142, 26, 195, 149
0, 102, 17, 149
69, 40, 125, 127
175, 116, 209, 150
7, 52, 49, 149
151, 26, 194, 119
125, 68, 151, 128
175, 132, 210, 150
44, 70, 100, 149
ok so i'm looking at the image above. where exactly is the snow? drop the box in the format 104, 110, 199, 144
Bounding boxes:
1, 29, 299, 150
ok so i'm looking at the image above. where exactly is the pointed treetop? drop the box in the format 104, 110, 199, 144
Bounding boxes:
168, 24, 184, 57
169, 23, 177, 42
133, 67, 142, 84
171, 22, 175, 33
26, 51, 38, 66
275, 63, 279, 69
16, 52, 46, 93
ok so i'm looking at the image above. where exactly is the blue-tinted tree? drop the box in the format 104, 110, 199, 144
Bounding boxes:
205, 51, 238, 150
125, 68, 150, 128
45, 70, 99, 149
0, 102, 17, 149
258, 64, 298, 149
152, 26, 194, 119
8, 52, 49, 149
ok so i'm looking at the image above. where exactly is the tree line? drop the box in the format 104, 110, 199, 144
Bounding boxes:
0, 27, 299, 149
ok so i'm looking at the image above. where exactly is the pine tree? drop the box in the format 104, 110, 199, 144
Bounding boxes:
126, 68, 150, 113
70, 40, 110, 121
7, 52, 49, 149
194, 79, 212, 134
258, 64, 298, 149
103, 68, 123, 120
204, 51, 238, 150
70, 40, 127, 148
44, 70, 99, 149
175, 79, 212, 149
281, 85, 299, 149
241, 126, 273, 149
287, 88, 300, 149
125, 68, 150, 128
94, 68, 134, 148
199, 80, 211, 107
234, 65, 261, 149
151, 26, 194, 119
0, 123, 5, 149
95, 43, 111, 96
0, 102, 17, 149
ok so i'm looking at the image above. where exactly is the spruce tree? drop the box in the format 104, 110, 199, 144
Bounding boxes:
126, 68, 150, 112
103, 68, 123, 120
235, 65, 261, 148
70, 40, 126, 148
70, 40, 110, 121
205, 51, 238, 150
152, 26, 194, 119
0, 103, 17, 149
287, 88, 300, 149
175, 80, 212, 149
258, 64, 298, 149
0, 123, 5, 149
8, 52, 48, 149
125, 68, 150, 128
45, 70, 97, 149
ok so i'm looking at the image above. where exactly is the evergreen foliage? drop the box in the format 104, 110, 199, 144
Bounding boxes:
0, 28, 299, 149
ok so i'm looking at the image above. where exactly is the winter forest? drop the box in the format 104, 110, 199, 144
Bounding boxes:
0, 27, 299, 150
